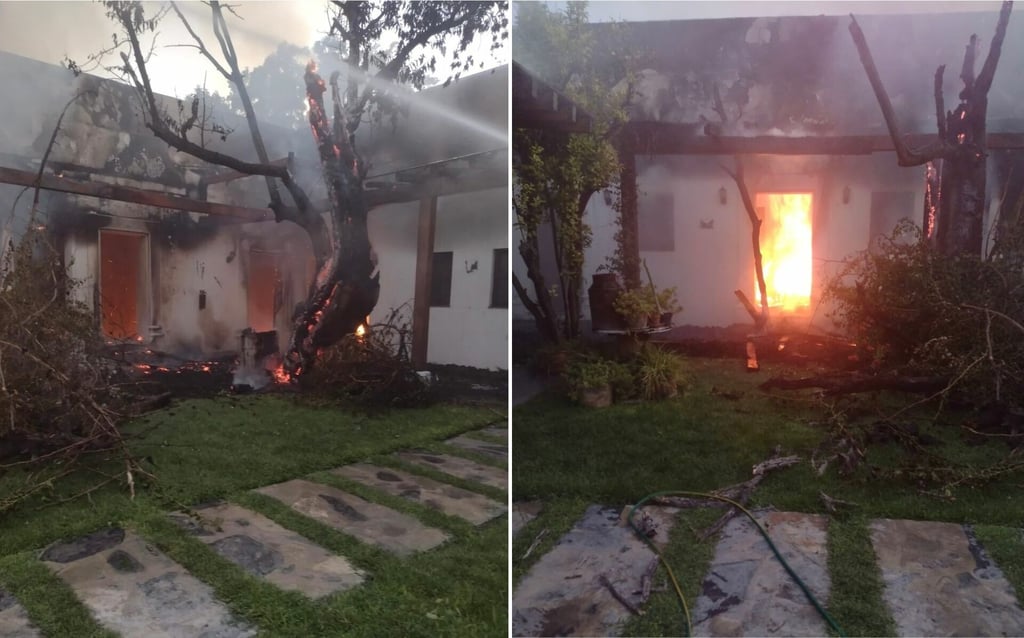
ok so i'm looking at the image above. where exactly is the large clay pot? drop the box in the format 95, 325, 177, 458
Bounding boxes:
589, 273, 626, 332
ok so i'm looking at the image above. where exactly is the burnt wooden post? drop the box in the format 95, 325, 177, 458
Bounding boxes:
412, 194, 438, 367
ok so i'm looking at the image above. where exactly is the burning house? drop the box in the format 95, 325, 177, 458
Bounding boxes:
0, 48, 508, 385
513, 7, 1024, 338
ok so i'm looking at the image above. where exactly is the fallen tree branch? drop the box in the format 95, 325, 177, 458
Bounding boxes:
600, 574, 643, 616
760, 373, 947, 396
698, 451, 800, 541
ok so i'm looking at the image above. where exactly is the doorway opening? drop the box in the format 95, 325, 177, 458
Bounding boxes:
99, 229, 149, 340
753, 192, 813, 313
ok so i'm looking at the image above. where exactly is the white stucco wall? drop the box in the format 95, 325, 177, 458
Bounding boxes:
369, 186, 508, 371
514, 151, 968, 333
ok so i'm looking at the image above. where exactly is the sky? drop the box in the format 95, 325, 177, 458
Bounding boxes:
0, 1, 508, 99
538, 0, 1005, 21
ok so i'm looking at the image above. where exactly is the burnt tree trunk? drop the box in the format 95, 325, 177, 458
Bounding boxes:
849, 1, 1013, 256
617, 136, 641, 290
284, 64, 380, 376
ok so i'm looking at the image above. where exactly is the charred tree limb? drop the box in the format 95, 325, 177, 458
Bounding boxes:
722, 157, 768, 329
935, 65, 947, 140
848, 15, 947, 167
759, 373, 948, 396
734, 289, 761, 324
976, 1, 1014, 95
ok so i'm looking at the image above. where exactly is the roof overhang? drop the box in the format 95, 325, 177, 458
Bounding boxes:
512, 61, 593, 134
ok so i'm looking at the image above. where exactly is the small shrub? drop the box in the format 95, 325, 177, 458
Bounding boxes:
636, 346, 687, 400
530, 339, 593, 376
564, 356, 628, 405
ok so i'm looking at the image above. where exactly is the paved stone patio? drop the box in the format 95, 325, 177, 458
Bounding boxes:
169, 502, 365, 599
871, 518, 1024, 637
6, 425, 507, 636
0, 589, 40, 638
512, 504, 678, 637
513, 506, 1024, 637
41, 529, 256, 637
332, 462, 506, 525
397, 450, 508, 491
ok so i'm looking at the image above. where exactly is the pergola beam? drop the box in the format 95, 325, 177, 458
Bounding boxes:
627, 123, 1024, 155
0, 165, 272, 222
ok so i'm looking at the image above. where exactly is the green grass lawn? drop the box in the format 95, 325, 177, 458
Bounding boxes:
512, 357, 1024, 637
0, 395, 507, 638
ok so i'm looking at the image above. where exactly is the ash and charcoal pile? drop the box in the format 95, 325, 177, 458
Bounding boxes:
110, 344, 236, 399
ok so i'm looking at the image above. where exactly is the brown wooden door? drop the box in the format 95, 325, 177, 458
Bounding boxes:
99, 230, 145, 340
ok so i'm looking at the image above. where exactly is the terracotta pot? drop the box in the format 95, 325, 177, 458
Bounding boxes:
627, 315, 647, 331
580, 384, 613, 408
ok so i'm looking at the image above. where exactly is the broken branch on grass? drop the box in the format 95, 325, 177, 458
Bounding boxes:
819, 491, 858, 514
599, 574, 644, 616
698, 451, 800, 541
520, 527, 548, 561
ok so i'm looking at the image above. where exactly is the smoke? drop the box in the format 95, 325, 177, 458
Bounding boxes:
0, 1, 321, 98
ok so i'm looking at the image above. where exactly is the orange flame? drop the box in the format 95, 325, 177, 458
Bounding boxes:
271, 364, 291, 384
754, 193, 813, 313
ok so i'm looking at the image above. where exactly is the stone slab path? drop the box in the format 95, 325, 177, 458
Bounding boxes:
870, 518, 1024, 637
512, 504, 678, 637
478, 424, 508, 441
170, 502, 365, 599
6, 426, 507, 635
397, 450, 508, 491
514, 507, 1024, 637
445, 433, 508, 460
0, 589, 40, 638
512, 501, 543, 538
691, 511, 830, 637
41, 528, 256, 638
256, 478, 450, 556
332, 463, 506, 525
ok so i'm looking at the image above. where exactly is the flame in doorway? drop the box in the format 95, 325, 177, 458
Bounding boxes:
754, 193, 813, 313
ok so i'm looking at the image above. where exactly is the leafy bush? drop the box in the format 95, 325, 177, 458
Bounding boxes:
0, 230, 144, 512
823, 219, 1024, 410
636, 346, 687, 400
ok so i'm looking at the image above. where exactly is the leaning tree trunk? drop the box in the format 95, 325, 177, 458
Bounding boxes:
282, 63, 380, 377
849, 1, 1012, 256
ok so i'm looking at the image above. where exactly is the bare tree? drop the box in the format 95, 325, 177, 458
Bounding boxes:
80, 1, 506, 376
849, 1, 1013, 256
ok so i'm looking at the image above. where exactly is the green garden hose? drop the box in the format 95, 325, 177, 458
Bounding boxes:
627, 490, 846, 638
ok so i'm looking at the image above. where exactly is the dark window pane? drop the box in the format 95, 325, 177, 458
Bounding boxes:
491, 248, 508, 308
638, 192, 675, 251
430, 251, 453, 307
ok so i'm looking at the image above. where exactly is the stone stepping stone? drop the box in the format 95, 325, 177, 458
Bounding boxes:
512, 504, 678, 637
691, 511, 830, 637
0, 589, 41, 638
169, 502, 365, 599
512, 502, 543, 538
332, 463, 506, 525
478, 425, 508, 441
445, 434, 507, 460
870, 518, 1024, 637
255, 478, 448, 556
397, 450, 508, 491
40, 527, 255, 637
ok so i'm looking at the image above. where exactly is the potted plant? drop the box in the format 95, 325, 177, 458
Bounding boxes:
612, 288, 657, 331
652, 286, 683, 328
565, 358, 617, 408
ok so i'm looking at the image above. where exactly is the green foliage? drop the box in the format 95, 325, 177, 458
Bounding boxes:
612, 286, 682, 323
512, 2, 633, 340
564, 357, 617, 402
612, 287, 657, 321
636, 346, 688, 400
823, 219, 1024, 410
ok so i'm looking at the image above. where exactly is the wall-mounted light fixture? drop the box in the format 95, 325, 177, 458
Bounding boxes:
603, 189, 614, 206
718, 186, 728, 205
842, 185, 852, 205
